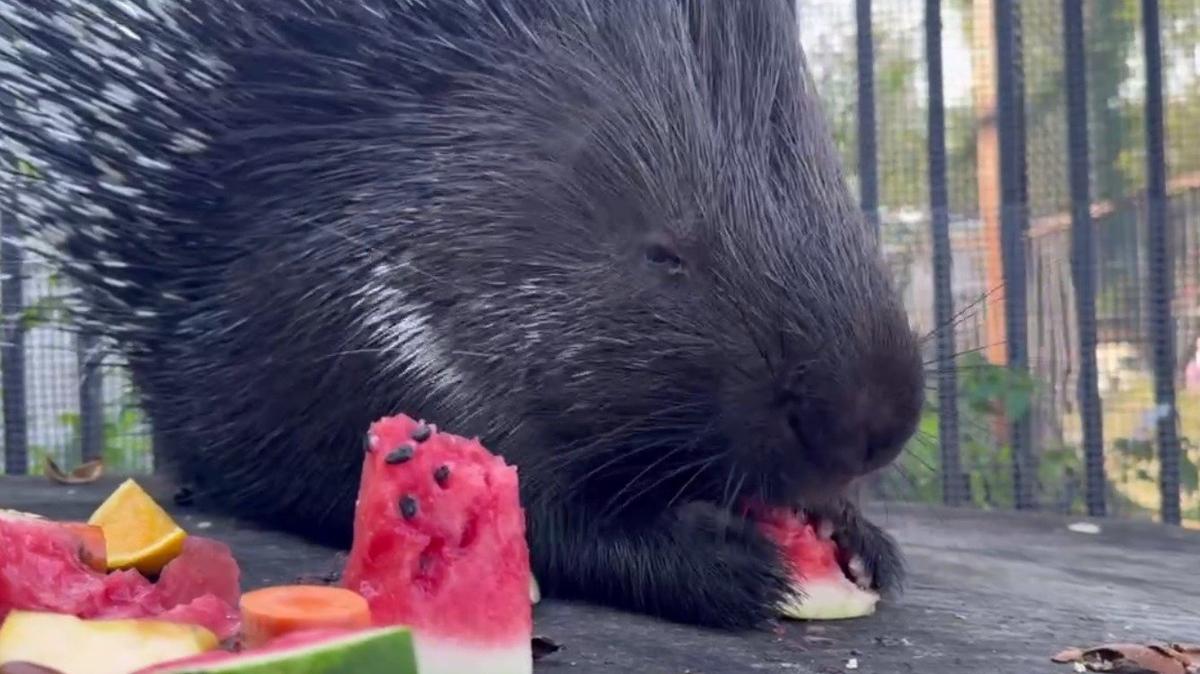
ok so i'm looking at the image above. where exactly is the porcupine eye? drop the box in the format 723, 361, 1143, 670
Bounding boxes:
644, 243, 685, 276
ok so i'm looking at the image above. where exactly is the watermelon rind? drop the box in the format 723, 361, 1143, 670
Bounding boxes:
778, 576, 879, 621
0, 510, 45, 521
414, 633, 533, 674
141, 626, 418, 673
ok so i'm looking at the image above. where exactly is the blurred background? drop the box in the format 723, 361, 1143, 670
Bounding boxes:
2, 1, 1198, 527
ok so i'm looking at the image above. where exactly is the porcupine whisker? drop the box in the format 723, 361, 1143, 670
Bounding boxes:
925, 362, 1017, 375
537, 400, 713, 467
919, 282, 1006, 345
550, 432, 701, 499
605, 453, 719, 522
923, 340, 1010, 366
564, 433, 685, 488
903, 438, 938, 474
665, 457, 721, 511
595, 416, 721, 517
718, 470, 749, 540
594, 443, 699, 523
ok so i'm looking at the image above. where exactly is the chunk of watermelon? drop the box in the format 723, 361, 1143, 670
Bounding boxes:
156, 539, 241, 610
749, 505, 880, 621
342, 414, 532, 674
0, 510, 105, 572
0, 515, 241, 640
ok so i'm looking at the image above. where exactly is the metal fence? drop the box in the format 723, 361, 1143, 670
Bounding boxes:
2, 1, 1198, 527
800, 0, 1200, 526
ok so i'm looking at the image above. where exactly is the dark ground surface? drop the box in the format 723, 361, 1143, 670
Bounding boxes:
3, 475, 1198, 674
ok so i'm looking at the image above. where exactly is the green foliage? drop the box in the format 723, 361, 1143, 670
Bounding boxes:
1113, 437, 1155, 461
53, 391, 152, 474
955, 352, 1035, 422
1182, 440, 1199, 493
885, 409, 942, 504
1037, 444, 1085, 514
20, 273, 70, 330
106, 405, 153, 471
887, 363, 1200, 517
15, 158, 39, 179
883, 352, 1054, 509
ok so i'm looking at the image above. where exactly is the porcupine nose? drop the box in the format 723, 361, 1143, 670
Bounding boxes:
778, 358, 923, 480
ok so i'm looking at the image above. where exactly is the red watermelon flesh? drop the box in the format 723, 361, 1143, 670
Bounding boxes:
156, 539, 241, 610
0, 515, 241, 641
342, 414, 532, 674
748, 505, 880, 620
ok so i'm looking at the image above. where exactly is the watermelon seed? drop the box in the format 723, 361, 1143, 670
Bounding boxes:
400, 495, 419, 519
434, 465, 450, 486
386, 444, 415, 464
411, 424, 432, 442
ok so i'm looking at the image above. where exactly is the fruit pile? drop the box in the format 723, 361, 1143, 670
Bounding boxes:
1, 481, 410, 674
0, 413, 880, 674
0, 415, 534, 674
0, 480, 241, 642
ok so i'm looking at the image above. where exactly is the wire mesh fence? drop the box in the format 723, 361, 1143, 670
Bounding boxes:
799, 0, 1200, 525
0, 243, 152, 478
2, 1, 1198, 526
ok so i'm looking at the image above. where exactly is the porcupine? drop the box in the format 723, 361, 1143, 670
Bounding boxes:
0, 0, 924, 629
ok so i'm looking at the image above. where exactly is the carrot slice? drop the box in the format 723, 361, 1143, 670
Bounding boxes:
60, 522, 107, 573
239, 585, 372, 648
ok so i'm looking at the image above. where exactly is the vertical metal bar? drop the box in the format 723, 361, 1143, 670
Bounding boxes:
925, 0, 964, 506
1141, 0, 1181, 526
856, 0, 880, 238
1, 209, 28, 475
1062, 0, 1106, 517
77, 331, 105, 463
993, 0, 1035, 509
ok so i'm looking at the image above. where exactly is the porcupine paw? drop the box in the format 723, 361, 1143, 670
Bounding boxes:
667, 500, 794, 628
808, 503, 905, 596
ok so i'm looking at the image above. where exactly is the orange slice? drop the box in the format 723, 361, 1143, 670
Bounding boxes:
87, 478, 187, 575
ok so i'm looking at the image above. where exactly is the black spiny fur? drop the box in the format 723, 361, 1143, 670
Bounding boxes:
0, 0, 923, 630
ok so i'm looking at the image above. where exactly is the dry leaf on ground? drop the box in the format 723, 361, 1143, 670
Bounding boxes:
1052, 642, 1200, 674
43, 457, 104, 485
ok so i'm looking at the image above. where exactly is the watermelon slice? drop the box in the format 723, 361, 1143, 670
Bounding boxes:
342, 414, 532, 674
0, 511, 106, 573
749, 506, 880, 620
134, 627, 418, 673
0, 512, 241, 640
